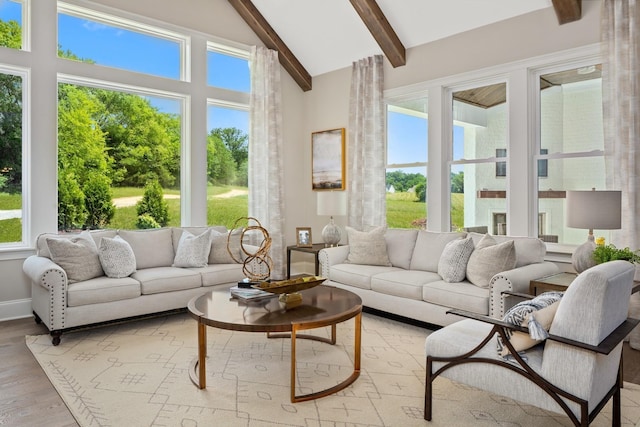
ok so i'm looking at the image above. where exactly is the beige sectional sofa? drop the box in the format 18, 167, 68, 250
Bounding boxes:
23, 226, 261, 345
319, 228, 559, 327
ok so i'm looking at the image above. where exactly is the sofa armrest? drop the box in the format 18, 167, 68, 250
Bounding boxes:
23, 255, 68, 290
318, 245, 350, 278
489, 261, 560, 319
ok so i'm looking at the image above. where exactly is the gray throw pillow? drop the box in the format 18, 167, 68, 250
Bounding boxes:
437, 236, 474, 283
466, 234, 516, 288
98, 235, 137, 278
209, 228, 242, 264
46, 231, 104, 283
344, 225, 391, 266
173, 229, 212, 268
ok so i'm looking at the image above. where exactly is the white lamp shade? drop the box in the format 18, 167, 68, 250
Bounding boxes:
566, 190, 621, 230
317, 191, 347, 216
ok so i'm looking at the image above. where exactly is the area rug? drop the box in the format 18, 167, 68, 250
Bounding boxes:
26, 312, 640, 427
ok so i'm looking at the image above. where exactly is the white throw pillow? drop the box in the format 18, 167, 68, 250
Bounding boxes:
437, 236, 474, 283
209, 228, 242, 264
173, 229, 212, 268
98, 236, 137, 278
46, 230, 104, 283
344, 225, 391, 266
465, 234, 516, 288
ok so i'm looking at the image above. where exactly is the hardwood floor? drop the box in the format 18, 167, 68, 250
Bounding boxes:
2, 315, 640, 427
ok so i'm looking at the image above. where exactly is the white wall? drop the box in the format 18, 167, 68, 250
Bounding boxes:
0, 0, 602, 319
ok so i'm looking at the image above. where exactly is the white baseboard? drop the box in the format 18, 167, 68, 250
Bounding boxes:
0, 298, 32, 322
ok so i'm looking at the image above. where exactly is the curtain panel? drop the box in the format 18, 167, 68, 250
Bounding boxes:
248, 46, 286, 279
347, 55, 386, 230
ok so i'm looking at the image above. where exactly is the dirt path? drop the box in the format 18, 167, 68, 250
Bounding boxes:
112, 189, 247, 208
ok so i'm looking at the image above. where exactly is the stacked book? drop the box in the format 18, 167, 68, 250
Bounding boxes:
229, 285, 275, 302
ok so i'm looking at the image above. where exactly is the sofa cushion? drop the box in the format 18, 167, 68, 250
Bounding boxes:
209, 228, 242, 264
46, 231, 104, 283
385, 228, 418, 269
198, 264, 245, 287
437, 236, 474, 283
410, 231, 466, 272
466, 234, 516, 288
67, 276, 141, 307
344, 226, 391, 266
328, 263, 400, 290
37, 229, 117, 259
98, 236, 137, 278
173, 229, 212, 268
469, 232, 545, 268
119, 228, 174, 270
371, 270, 441, 300
132, 267, 202, 294
171, 226, 223, 252
422, 280, 490, 315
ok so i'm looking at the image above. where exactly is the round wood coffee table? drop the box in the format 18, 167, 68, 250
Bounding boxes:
187, 285, 362, 403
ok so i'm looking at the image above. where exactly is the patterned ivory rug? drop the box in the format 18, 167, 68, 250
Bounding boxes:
26, 311, 640, 427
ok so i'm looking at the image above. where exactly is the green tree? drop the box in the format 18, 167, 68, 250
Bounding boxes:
207, 131, 236, 185
83, 173, 115, 229
415, 182, 426, 202
136, 179, 169, 227
58, 171, 86, 230
386, 170, 426, 193
451, 171, 464, 193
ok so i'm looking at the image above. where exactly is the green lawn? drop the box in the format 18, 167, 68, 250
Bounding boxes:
0, 188, 465, 241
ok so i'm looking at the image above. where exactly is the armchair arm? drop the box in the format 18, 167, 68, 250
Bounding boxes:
318, 246, 350, 278
489, 262, 559, 319
447, 308, 640, 355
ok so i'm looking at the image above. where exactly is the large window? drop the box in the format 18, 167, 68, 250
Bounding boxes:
450, 81, 508, 234
536, 64, 605, 246
385, 98, 428, 229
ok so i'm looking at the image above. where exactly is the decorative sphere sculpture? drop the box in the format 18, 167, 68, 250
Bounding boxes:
227, 217, 272, 281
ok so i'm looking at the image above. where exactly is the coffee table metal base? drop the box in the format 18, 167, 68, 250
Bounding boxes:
189, 312, 362, 403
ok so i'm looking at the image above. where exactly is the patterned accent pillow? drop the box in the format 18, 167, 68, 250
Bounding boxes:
209, 228, 242, 264
98, 236, 137, 278
465, 234, 516, 288
437, 236, 474, 283
46, 231, 104, 283
344, 225, 391, 266
497, 291, 563, 357
173, 229, 212, 268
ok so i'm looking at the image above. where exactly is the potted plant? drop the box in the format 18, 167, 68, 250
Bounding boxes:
592, 238, 640, 278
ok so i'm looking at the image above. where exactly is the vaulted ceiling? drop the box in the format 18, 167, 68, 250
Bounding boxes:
228, 0, 582, 92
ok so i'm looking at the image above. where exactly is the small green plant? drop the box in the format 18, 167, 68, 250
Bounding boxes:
136, 179, 169, 227
592, 243, 640, 264
83, 173, 115, 229
135, 213, 160, 229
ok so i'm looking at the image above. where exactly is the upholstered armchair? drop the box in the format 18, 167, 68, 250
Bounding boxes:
425, 260, 639, 426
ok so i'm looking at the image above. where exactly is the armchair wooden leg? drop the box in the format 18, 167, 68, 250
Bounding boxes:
424, 357, 433, 421
613, 386, 621, 427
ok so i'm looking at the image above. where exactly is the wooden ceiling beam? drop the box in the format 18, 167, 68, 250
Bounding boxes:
349, 0, 406, 68
227, 0, 312, 91
551, 0, 582, 25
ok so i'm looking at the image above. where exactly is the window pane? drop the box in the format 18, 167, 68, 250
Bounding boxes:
57, 83, 181, 231
386, 99, 427, 229
206, 104, 249, 228
538, 65, 605, 244
0, 0, 22, 50
207, 51, 249, 92
58, 12, 181, 79
451, 82, 507, 233
0, 71, 22, 244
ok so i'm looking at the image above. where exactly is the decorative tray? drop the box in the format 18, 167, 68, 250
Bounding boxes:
252, 276, 326, 294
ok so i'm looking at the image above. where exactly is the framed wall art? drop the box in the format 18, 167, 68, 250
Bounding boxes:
312, 128, 345, 190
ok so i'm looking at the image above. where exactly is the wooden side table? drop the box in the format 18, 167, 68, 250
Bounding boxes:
286, 243, 327, 279
530, 272, 640, 296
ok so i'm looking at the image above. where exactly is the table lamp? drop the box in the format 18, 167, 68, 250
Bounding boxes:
317, 191, 347, 247
566, 189, 621, 273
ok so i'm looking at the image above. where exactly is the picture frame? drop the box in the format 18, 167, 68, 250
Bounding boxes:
296, 227, 312, 247
312, 128, 346, 190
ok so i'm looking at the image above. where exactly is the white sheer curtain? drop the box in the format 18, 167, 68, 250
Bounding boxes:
602, 0, 640, 349
602, 0, 640, 251
347, 55, 386, 230
249, 46, 286, 279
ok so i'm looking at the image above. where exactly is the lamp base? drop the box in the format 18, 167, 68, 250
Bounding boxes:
322, 217, 341, 247
572, 236, 596, 273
